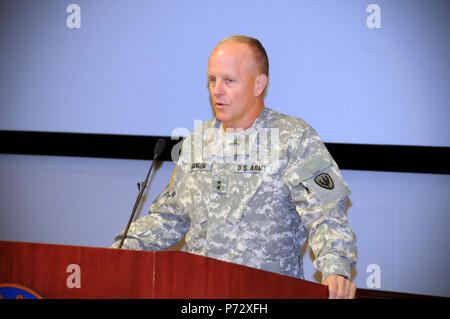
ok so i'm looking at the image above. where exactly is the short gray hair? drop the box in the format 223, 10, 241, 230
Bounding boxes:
218, 35, 269, 76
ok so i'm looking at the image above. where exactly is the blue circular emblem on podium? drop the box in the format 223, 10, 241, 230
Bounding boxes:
0, 283, 44, 299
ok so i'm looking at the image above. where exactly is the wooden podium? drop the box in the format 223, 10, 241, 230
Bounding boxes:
0, 241, 328, 299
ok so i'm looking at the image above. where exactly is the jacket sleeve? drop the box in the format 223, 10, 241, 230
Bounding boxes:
111, 160, 190, 251
284, 127, 357, 281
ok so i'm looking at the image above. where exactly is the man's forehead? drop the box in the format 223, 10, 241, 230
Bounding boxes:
208, 42, 255, 74
211, 41, 252, 59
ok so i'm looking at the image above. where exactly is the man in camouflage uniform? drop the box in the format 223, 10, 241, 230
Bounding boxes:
112, 36, 357, 298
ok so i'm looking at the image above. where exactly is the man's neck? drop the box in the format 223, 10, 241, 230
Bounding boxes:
222, 101, 264, 132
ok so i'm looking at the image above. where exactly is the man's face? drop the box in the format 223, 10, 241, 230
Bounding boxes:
207, 42, 259, 130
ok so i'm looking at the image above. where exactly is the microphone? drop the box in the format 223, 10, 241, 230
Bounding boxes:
118, 138, 166, 249
153, 138, 166, 160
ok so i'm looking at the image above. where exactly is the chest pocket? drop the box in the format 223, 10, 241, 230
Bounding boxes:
176, 163, 213, 225
226, 173, 263, 224
286, 156, 351, 207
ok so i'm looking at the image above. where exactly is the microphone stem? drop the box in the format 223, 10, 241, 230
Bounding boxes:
118, 153, 158, 249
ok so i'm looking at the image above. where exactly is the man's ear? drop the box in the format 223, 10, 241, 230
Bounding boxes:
254, 74, 268, 96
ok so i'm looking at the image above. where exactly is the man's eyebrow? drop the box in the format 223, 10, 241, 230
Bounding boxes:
207, 73, 236, 78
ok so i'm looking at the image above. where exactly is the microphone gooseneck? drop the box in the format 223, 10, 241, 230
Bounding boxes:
118, 138, 166, 249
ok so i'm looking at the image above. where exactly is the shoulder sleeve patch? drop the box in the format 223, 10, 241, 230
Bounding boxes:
287, 155, 351, 205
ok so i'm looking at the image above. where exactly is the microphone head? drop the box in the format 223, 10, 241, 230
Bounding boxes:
153, 138, 166, 159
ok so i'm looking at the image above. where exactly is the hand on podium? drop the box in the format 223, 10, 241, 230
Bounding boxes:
323, 275, 356, 299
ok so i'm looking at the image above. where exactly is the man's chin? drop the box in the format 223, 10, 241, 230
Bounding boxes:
214, 108, 229, 121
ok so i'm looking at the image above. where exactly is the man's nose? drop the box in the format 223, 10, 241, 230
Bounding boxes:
213, 79, 225, 96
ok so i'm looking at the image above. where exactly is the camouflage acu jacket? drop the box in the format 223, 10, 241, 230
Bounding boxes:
112, 107, 357, 281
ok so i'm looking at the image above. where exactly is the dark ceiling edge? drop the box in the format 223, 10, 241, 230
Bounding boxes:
1, 130, 449, 174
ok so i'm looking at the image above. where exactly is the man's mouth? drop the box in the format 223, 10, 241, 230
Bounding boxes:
215, 102, 227, 108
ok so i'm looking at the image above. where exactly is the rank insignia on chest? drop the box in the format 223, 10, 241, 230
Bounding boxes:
235, 163, 266, 173
212, 175, 228, 194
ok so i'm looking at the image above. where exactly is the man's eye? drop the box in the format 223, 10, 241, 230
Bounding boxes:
226, 79, 234, 84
